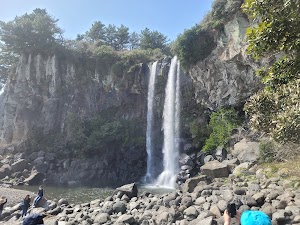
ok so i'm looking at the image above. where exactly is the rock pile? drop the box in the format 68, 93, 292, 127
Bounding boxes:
1, 162, 300, 225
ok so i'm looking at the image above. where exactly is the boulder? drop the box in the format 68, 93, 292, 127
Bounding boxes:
58, 198, 69, 206
116, 214, 135, 224
232, 139, 259, 162
181, 175, 207, 193
179, 154, 194, 166
113, 201, 126, 213
94, 213, 110, 224
24, 172, 45, 185
116, 183, 138, 198
11, 159, 28, 173
0, 164, 12, 179
201, 160, 229, 178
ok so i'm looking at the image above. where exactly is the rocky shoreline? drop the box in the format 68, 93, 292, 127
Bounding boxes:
0, 187, 34, 207
1, 161, 300, 225
1, 139, 300, 224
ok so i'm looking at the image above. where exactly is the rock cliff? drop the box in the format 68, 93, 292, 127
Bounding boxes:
0, 53, 153, 186
190, 13, 262, 110
0, 54, 148, 146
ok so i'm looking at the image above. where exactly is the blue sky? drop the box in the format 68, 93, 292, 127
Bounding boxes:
0, 0, 214, 41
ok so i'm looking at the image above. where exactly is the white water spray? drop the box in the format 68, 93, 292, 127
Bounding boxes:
144, 61, 158, 182
156, 56, 181, 188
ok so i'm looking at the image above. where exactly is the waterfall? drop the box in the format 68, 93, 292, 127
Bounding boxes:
156, 56, 181, 188
144, 61, 158, 182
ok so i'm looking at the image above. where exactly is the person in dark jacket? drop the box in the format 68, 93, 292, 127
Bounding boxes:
22, 213, 44, 225
22, 195, 31, 217
33, 186, 44, 207
0, 196, 7, 219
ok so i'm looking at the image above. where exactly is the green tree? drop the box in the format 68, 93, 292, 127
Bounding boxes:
0, 8, 63, 84
115, 24, 130, 50
173, 26, 215, 68
86, 21, 106, 42
0, 8, 63, 54
243, 0, 300, 143
203, 108, 238, 153
129, 32, 140, 50
104, 24, 117, 49
140, 28, 169, 52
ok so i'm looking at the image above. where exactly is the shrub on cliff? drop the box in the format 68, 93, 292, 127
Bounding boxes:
173, 26, 215, 69
201, 0, 244, 30
203, 108, 239, 153
173, 0, 244, 69
65, 111, 145, 157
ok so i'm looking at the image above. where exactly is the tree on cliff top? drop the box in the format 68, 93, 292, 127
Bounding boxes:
243, 0, 300, 143
140, 28, 169, 53
0, 8, 63, 84
0, 8, 63, 54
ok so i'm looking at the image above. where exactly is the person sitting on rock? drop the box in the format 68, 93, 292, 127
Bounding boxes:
33, 186, 44, 207
21, 195, 31, 217
0, 196, 7, 219
224, 209, 272, 225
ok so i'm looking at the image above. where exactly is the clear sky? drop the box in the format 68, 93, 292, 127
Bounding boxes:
0, 0, 214, 41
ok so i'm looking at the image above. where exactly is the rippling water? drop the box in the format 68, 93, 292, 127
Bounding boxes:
15, 185, 173, 205
15, 185, 114, 204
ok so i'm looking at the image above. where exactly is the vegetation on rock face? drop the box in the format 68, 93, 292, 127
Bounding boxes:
202, 0, 244, 30
173, 26, 215, 69
203, 108, 239, 153
257, 139, 300, 163
65, 111, 145, 157
243, 0, 300, 144
173, 0, 244, 69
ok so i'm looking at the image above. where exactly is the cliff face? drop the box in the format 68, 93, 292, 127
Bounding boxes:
190, 13, 262, 110
0, 54, 148, 146
0, 54, 153, 186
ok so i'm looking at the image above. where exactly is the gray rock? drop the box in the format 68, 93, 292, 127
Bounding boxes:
201, 160, 229, 178
182, 175, 207, 193
113, 201, 126, 214
23, 172, 45, 185
58, 198, 69, 206
0, 164, 12, 179
94, 213, 110, 224
191, 216, 213, 225
38, 150, 45, 157
116, 183, 138, 199
183, 206, 199, 220
204, 155, 215, 164
233, 187, 246, 195
252, 192, 265, 205
11, 159, 28, 173
155, 211, 174, 225
210, 204, 221, 218
181, 196, 193, 208
195, 197, 206, 206
217, 199, 227, 212
234, 139, 259, 163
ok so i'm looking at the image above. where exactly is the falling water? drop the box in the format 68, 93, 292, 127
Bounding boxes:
156, 56, 181, 188
144, 61, 158, 182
